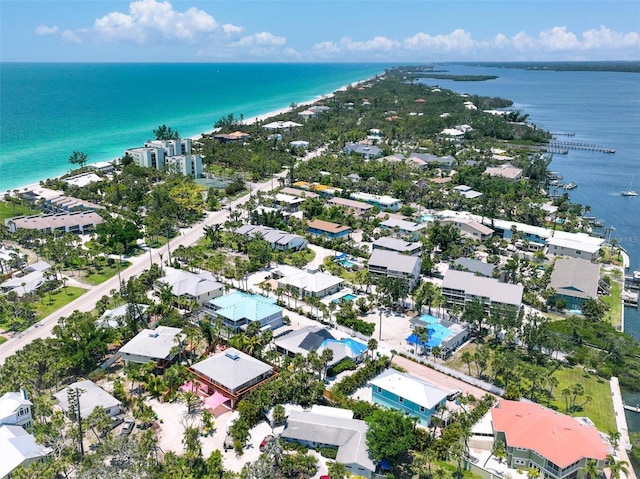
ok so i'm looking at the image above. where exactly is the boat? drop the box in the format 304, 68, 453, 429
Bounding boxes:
621, 176, 638, 196
565, 182, 577, 190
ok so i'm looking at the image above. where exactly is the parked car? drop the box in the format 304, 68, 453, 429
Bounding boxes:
447, 389, 462, 401
110, 415, 124, 429
259, 435, 275, 452
121, 418, 135, 436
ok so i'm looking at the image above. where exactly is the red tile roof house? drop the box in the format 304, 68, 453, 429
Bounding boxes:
490, 400, 609, 479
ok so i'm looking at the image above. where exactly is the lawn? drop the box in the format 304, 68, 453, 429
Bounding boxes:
33, 286, 87, 319
0, 201, 39, 221
82, 261, 131, 285
0, 336, 6, 345
548, 366, 616, 432
600, 278, 622, 329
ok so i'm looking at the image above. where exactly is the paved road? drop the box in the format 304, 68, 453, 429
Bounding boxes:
0, 166, 298, 364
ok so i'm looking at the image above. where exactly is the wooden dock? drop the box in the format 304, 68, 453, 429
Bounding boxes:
623, 403, 640, 413
547, 140, 615, 154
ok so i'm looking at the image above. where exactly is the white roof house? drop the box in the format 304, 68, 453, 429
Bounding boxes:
441, 217, 494, 240
0, 270, 47, 297
118, 326, 184, 365
156, 267, 225, 305
547, 236, 602, 261
441, 269, 523, 310
380, 218, 426, 240
274, 266, 344, 298
54, 380, 121, 419
372, 237, 422, 256
0, 425, 50, 479
350, 192, 401, 211
0, 390, 33, 429
96, 303, 149, 329
262, 120, 303, 130
281, 408, 376, 478
367, 249, 421, 286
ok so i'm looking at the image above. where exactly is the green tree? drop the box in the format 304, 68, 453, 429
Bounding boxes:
327, 461, 351, 479
365, 408, 417, 463
606, 454, 629, 479
153, 124, 180, 140
68, 150, 88, 169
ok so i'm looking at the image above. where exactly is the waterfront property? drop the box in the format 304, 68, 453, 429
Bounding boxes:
125, 138, 203, 177
372, 237, 422, 256
370, 369, 448, 426
441, 269, 523, 311
367, 249, 421, 287
235, 225, 307, 252
546, 236, 602, 262
54, 380, 121, 420
549, 257, 600, 312
204, 291, 283, 333
487, 400, 609, 479
118, 326, 184, 366
307, 219, 351, 239
483, 164, 523, 180
155, 267, 225, 305
280, 406, 376, 479
350, 192, 402, 212
4, 211, 104, 234
189, 348, 275, 409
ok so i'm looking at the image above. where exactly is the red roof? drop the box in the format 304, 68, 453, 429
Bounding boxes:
491, 400, 608, 468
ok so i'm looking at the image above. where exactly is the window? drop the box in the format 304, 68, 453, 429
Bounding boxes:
420, 406, 425, 413
398, 397, 404, 403
376, 387, 382, 393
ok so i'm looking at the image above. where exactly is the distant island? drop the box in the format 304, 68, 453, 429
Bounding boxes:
462, 61, 640, 73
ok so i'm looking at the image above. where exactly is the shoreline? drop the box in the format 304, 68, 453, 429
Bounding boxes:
4, 77, 376, 196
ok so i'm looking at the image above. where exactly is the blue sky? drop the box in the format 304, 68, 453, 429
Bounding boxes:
2, 0, 639, 62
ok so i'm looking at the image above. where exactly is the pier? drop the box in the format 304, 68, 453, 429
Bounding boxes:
547, 140, 615, 154
552, 132, 576, 137
623, 403, 640, 413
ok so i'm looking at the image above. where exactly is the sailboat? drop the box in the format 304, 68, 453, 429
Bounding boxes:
621, 176, 638, 196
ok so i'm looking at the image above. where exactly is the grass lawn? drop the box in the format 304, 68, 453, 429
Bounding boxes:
600, 279, 622, 329
0, 201, 39, 221
0, 336, 6, 345
447, 342, 480, 374
33, 286, 87, 319
82, 261, 131, 285
548, 366, 616, 432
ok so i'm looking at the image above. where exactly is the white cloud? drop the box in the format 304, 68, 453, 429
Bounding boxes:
236, 32, 286, 47
538, 26, 580, 50
34, 25, 59, 36
61, 30, 82, 44
403, 29, 474, 52
93, 0, 241, 44
581, 25, 640, 50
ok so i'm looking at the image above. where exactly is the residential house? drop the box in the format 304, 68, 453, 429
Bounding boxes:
279, 187, 319, 199
549, 257, 600, 312
343, 143, 382, 160
483, 164, 523, 180
546, 236, 602, 262
441, 269, 523, 311
43, 196, 103, 214
0, 268, 49, 298
452, 185, 483, 200
453, 257, 496, 279
307, 219, 351, 239
328, 197, 373, 217
155, 267, 225, 305
118, 326, 184, 366
350, 192, 402, 212
372, 237, 422, 256
204, 291, 283, 333
0, 425, 50, 479
212, 131, 250, 143
272, 193, 305, 213
370, 369, 448, 426
272, 265, 344, 299
54, 380, 121, 419
489, 400, 609, 479
280, 407, 376, 479
262, 120, 303, 131
380, 218, 426, 241
367, 249, 421, 287
235, 225, 307, 252
189, 348, 275, 408
96, 303, 149, 329
0, 390, 33, 430
408, 153, 456, 171
5, 211, 104, 234
441, 217, 494, 241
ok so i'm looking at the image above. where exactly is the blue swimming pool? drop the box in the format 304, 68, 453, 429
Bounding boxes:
333, 293, 357, 303
339, 259, 357, 268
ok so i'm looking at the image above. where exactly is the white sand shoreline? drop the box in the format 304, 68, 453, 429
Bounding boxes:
5, 76, 378, 197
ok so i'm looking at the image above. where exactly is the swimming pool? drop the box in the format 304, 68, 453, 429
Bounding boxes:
333, 293, 357, 303
339, 259, 357, 268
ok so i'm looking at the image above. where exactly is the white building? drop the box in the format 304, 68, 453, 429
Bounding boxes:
367, 249, 421, 287
0, 390, 33, 430
125, 138, 202, 178
350, 192, 402, 211
54, 380, 121, 420
272, 265, 344, 298
118, 326, 184, 366
156, 267, 225, 305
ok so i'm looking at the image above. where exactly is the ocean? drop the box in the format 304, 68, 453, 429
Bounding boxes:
417, 63, 640, 435
1, 62, 639, 433
0, 63, 387, 191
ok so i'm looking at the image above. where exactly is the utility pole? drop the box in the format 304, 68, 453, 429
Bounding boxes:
67, 387, 85, 458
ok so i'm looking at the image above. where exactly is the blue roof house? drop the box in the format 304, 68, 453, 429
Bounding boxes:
204, 291, 283, 333
370, 369, 448, 426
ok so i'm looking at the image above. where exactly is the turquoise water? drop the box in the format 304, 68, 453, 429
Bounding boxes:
339, 259, 358, 268
0, 63, 388, 191
333, 293, 357, 303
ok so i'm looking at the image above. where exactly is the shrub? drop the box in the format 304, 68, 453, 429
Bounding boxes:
319, 447, 338, 459
327, 358, 357, 377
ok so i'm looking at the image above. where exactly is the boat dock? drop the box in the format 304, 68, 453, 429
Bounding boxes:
547, 140, 615, 153
623, 403, 640, 413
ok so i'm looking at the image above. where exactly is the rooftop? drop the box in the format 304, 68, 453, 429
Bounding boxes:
371, 368, 448, 409
118, 326, 184, 361
190, 348, 273, 391
0, 425, 50, 479
307, 219, 351, 235
54, 380, 120, 419
442, 269, 523, 307
491, 400, 608, 468
208, 291, 282, 322
158, 267, 224, 298
549, 257, 600, 300
368, 249, 420, 275
373, 236, 422, 253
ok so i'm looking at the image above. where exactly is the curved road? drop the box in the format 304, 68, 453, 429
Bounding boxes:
0, 168, 296, 364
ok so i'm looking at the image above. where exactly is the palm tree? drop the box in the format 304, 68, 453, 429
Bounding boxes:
606, 455, 629, 479
68, 150, 88, 169
583, 459, 600, 479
